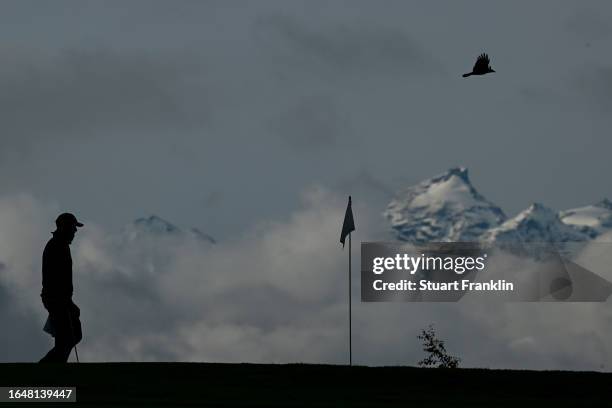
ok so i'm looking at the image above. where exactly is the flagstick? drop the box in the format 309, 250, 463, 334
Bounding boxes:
349, 231, 352, 366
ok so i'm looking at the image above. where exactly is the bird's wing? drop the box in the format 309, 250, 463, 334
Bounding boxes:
473, 53, 491, 71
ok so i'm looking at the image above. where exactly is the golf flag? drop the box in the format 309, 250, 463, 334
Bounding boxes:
340, 196, 355, 248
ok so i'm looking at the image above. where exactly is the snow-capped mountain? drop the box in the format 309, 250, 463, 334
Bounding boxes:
482, 203, 590, 244
384, 167, 507, 243
124, 215, 215, 243
132, 215, 180, 235
559, 199, 612, 238
189, 227, 216, 244
386, 168, 610, 244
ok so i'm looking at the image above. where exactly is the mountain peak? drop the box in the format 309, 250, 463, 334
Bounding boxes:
384, 167, 506, 243
386, 169, 610, 245
596, 198, 612, 210
528, 202, 547, 211
559, 199, 612, 237
521, 202, 557, 219
133, 215, 180, 234
483, 202, 589, 243
189, 228, 216, 244
441, 166, 469, 183
126, 215, 215, 243
500, 203, 562, 230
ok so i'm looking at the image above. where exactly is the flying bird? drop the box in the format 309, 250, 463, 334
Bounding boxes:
462, 53, 495, 77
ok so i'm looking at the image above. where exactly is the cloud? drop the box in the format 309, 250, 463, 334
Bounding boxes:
0, 280, 49, 361
1, 189, 612, 370
565, 7, 612, 42
253, 14, 443, 80
0, 47, 209, 155
268, 94, 348, 150
572, 65, 612, 112
0, 188, 362, 362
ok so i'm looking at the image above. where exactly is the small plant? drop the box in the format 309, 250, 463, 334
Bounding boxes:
417, 325, 460, 369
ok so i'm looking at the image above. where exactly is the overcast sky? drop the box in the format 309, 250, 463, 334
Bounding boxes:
0, 0, 611, 236
2, 1, 612, 368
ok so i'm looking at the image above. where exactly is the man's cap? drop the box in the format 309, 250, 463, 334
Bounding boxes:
55, 213, 84, 229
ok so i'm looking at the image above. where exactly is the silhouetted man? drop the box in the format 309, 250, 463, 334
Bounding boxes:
39, 213, 83, 363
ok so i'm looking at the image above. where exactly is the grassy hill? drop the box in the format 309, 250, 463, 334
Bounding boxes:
0, 362, 610, 407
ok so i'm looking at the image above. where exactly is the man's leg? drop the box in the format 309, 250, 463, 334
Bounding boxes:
39, 346, 59, 363
68, 307, 82, 347
54, 333, 74, 362
66, 311, 82, 362
39, 308, 73, 363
